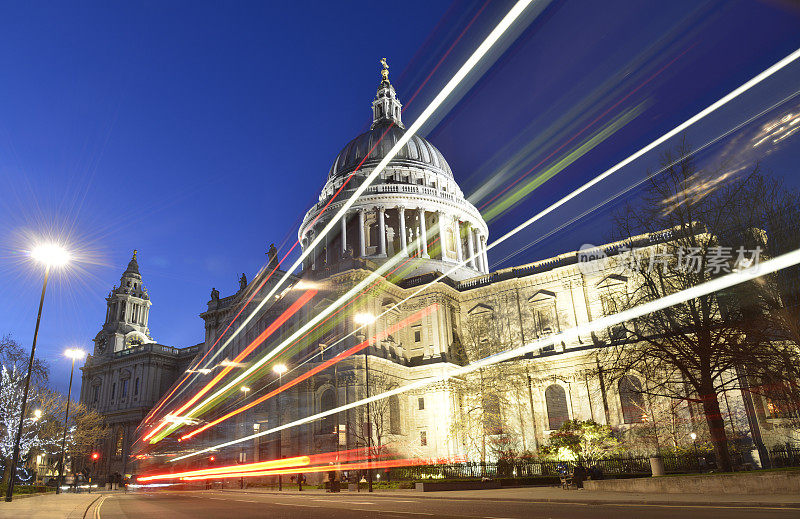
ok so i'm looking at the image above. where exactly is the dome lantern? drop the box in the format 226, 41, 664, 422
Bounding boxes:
372, 58, 404, 129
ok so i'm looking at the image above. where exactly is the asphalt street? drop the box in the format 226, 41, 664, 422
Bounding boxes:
90, 490, 800, 519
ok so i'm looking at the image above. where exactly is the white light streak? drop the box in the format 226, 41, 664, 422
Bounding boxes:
150, 0, 537, 432
170, 246, 800, 462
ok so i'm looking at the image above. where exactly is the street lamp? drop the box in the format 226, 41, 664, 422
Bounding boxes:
57, 348, 86, 494
272, 364, 287, 490
6, 242, 70, 502
690, 432, 700, 470
353, 313, 374, 493
32, 409, 42, 421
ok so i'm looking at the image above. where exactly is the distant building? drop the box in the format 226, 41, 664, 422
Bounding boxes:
79, 251, 199, 480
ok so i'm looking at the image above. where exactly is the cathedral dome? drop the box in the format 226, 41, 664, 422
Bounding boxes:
328, 122, 454, 181
299, 59, 490, 282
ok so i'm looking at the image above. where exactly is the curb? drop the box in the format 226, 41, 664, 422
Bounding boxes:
214, 488, 800, 509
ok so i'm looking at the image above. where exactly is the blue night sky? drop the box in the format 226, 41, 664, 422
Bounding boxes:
1, 0, 799, 394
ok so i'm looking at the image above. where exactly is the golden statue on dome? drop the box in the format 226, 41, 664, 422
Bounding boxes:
380, 57, 389, 81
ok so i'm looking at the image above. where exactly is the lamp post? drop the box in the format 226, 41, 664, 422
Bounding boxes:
690, 432, 700, 470
273, 364, 287, 491
354, 313, 375, 493
57, 349, 86, 494
6, 243, 70, 502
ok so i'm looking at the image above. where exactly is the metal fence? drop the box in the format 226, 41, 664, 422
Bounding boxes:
387, 454, 712, 481
769, 444, 800, 468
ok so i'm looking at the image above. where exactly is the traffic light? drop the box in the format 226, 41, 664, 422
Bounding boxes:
209, 456, 215, 462
91, 452, 100, 460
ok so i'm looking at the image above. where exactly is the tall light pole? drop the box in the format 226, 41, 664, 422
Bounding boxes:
354, 312, 375, 493
6, 243, 70, 502
273, 364, 287, 491
57, 348, 86, 494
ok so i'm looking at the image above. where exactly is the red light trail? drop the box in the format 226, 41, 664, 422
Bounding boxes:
179, 304, 437, 440
142, 288, 316, 441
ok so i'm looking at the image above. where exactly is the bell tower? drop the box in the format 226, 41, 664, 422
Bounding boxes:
94, 250, 154, 356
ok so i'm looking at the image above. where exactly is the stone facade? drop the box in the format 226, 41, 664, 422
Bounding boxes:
79, 251, 199, 480
121, 64, 796, 477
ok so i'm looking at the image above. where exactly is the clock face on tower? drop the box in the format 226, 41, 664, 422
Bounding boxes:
97, 337, 107, 353
125, 334, 144, 348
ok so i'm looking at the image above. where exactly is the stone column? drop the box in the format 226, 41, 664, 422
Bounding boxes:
455, 219, 463, 263
340, 213, 347, 255
418, 208, 429, 258
398, 207, 408, 256
358, 208, 366, 257
437, 211, 446, 261
466, 223, 477, 269
377, 206, 386, 257
481, 235, 490, 273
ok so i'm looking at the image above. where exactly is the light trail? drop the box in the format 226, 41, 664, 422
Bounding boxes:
147, 20, 798, 458
168, 245, 800, 462
178, 457, 447, 481
490, 47, 800, 250
179, 304, 437, 440
139, 446, 381, 482
164, 45, 800, 446
476, 43, 695, 212
138, 455, 311, 482
142, 288, 317, 441
146, 0, 536, 442
148, 251, 434, 442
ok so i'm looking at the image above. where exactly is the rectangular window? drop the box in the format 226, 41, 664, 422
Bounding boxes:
418, 397, 425, 410
134, 377, 139, 396
111, 383, 116, 400
420, 431, 427, 446
414, 330, 421, 343
93, 386, 99, 402
121, 379, 129, 397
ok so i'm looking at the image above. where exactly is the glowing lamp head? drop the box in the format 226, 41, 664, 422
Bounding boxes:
31, 243, 70, 267
354, 313, 376, 325
33, 409, 42, 420
65, 348, 87, 360
240, 386, 250, 393
272, 364, 288, 375
690, 432, 697, 441
91, 453, 100, 460
209, 456, 215, 462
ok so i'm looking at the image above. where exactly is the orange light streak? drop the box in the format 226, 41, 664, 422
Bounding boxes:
179, 305, 437, 441
142, 289, 316, 441
179, 456, 448, 481
137, 455, 311, 482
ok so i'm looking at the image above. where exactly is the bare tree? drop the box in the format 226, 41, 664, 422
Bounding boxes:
598, 141, 783, 471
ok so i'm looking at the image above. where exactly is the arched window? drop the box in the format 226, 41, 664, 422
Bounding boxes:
545, 384, 569, 430
619, 375, 646, 424
319, 389, 336, 434
389, 395, 401, 435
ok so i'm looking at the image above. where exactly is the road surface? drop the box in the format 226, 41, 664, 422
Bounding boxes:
91, 490, 800, 518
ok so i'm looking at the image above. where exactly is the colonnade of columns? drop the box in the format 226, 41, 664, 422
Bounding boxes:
302, 206, 489, 274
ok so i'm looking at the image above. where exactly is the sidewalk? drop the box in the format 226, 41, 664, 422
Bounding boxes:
217, 485, 800, 508
0, 491, 110, 519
